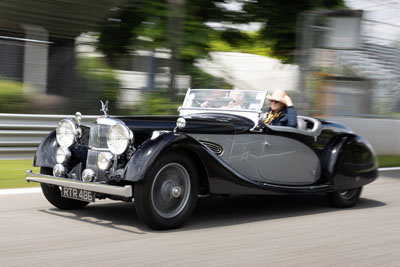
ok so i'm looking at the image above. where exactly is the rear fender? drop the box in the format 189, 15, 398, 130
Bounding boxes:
322, 134, 378, 190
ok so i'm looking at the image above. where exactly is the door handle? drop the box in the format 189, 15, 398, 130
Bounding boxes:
264, 141, 272, 146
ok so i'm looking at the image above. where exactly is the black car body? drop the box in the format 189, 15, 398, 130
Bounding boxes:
26, 89, 378, 230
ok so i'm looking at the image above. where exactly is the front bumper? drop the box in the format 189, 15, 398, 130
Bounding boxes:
25, 170, 133, 198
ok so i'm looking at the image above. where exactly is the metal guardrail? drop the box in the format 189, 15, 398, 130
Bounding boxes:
0, 113, 97, 160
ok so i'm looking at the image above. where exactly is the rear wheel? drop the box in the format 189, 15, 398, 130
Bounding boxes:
134, 152, 199, 230
40, 167, 89, 210
327, 187, 362, 208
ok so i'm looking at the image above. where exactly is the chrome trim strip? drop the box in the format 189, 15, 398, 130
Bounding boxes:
96, 117, 123, 126
199, 140, 223, 155
88, 146, 110, 152
25, 170, 132, 198
179, 107, 262, 114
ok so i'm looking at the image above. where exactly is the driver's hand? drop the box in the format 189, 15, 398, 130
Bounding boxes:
284, 95, 293, 107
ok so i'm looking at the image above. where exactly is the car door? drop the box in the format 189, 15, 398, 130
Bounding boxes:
227, 134, 265, 180
258, 134, 321, 185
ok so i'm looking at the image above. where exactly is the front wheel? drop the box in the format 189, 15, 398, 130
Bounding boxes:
134, 152, 199, 230
326, 187, 363, 208
40, 167, 89, 210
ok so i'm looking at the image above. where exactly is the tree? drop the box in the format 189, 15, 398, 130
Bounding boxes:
237, 0, 346, 62
97, 0, 227, 99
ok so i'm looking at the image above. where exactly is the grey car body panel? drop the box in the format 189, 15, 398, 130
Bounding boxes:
188, 132, 321, 185
259, 135, 321, 185
228, 134, 265, 181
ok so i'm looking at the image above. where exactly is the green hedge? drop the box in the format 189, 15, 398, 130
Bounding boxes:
0, 77, 27, 113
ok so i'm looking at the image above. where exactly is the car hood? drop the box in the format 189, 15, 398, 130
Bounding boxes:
115, 113, 255, 134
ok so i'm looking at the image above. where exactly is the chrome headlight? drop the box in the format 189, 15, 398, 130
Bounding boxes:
176, 117, 186, 129
53, 164, 66, 177
107, 124, 133, 155
82, 169, 95, 182
56, 119, 80, 148
97, 152, 114, 171
56, 147, 71, 164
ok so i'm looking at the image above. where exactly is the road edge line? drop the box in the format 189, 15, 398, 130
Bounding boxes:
0, 187, 41, 195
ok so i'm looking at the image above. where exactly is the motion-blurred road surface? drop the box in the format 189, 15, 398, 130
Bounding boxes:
1, 173, 399, 267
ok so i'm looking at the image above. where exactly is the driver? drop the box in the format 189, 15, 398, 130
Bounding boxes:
263, 90, 297, 128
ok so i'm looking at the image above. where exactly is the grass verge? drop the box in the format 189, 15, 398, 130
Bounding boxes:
0, 160, 40, 189
377, 155, 400, 168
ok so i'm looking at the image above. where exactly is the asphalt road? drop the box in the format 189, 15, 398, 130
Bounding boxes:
1, 173, 399, 267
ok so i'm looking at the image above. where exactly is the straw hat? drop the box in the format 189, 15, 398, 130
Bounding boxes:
266, 90, 289, 106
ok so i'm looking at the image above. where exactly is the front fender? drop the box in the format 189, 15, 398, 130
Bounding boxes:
124, 133, 196, 182
34, 130, 58, 168
123, 132, 269, 193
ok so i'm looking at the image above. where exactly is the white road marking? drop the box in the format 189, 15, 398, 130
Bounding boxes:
378, 167, 400, 171
0, 187, 41, 195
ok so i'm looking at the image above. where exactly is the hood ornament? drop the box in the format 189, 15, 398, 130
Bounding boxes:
100, 100, 109, 117
74, 112, 82, 126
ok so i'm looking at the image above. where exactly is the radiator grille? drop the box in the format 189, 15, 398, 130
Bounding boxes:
89, 124, 111, 149
86, 150, 107, 181
87, 123, 111, 181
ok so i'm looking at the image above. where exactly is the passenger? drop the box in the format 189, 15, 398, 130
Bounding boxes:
264, 90, 297, 128
221, 90, 245, 109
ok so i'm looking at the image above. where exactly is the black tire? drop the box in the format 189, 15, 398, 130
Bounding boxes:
134, 151, 199, 230
326, 187, 363, 208
40, 167, 89, 210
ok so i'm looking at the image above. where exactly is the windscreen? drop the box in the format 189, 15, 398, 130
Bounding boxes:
182, 89, 266, 112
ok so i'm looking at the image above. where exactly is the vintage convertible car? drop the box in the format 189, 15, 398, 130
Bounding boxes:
26, 89, 378, 230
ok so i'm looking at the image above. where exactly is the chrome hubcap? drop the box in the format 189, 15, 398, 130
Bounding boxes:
172, 186, 182, 198
151, 163, 191, 219
340, 188, 358, 200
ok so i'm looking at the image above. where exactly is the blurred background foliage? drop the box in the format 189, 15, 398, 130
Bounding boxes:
0, 76, 27, 113
98, 0, 226, 63
238, 0, 346, 62
75, 56, 121, 115
209, 30, 273, 57
94, 0, 346, 115
0, 0, 347, 115
129, 90, 184, 115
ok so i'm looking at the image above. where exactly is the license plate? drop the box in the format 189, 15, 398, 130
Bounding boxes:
60, 186, 95, 202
